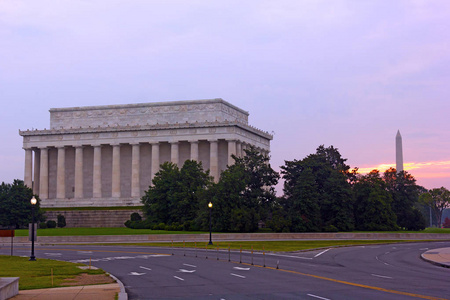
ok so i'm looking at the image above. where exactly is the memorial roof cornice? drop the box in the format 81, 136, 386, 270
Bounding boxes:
49, 98, 249, 116
19, 120, 273, 140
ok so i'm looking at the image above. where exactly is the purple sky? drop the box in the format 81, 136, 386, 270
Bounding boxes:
1, 1, 449, 192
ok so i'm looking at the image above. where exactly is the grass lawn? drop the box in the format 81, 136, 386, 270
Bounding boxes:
14, 227, 450, 237
0, 255, 110, 290
105, 240, 415, 252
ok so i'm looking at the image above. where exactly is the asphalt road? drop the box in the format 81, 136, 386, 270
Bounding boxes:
1, 241, 449, 300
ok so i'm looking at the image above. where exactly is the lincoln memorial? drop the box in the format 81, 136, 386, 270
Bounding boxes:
20, 99, 273, 208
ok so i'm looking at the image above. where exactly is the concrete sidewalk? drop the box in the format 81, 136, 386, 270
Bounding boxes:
421, 247, 450, 268
10, 283, 121, 300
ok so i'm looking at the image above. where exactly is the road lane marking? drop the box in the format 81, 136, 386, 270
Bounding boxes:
129, 272, 145, 276
233, 267, 250, 271
307, 294, 330, 300
174, 276, 184, 281
44, 253, 62, 256
140, 266, 152, 271
230, 273, 246, 278
371, 274, 393, 279
266, 253, 312, 260
71, 254, 168, 263
375, 256, 391, 266
183, 263, 196, 268
15, 247, 170, 256
314, 249, 330, 258
232, 261, 446, 300
178, 269, 196, 273
77, 251, 93, 254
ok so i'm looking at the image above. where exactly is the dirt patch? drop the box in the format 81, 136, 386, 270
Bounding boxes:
61, 273, 115, 286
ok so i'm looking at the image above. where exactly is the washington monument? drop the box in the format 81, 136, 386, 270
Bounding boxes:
396, 130, 404, 173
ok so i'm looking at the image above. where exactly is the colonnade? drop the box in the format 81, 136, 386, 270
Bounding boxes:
23, 139, 264, 200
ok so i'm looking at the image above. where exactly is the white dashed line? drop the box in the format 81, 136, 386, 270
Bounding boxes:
233, 267, 250, 271
307, 294, 330, 300
178, 269, 196, 273
174, 276, 185, 281
44, 253, 62, 256
230, 273, 246, 278
139, 266, 152, 271
371, 273, 393, 279
183, 263, 197, 268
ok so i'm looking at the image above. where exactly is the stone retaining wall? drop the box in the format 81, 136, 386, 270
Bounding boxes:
2, 232, 449, 245
44, 210, 142, 228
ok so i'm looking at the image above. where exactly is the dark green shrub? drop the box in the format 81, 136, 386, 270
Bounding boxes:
182, 221, 192, 231
130, 212, 142, 222
125, 219, 151, 229
322, 224, 338, 232
39, 222, 47, 229
46, 220, 57, 228
57, 214, 66, 228
150, 223, 166, 230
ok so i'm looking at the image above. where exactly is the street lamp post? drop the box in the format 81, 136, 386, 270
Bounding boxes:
29, 196, 37, 261
208, 202, 213, 245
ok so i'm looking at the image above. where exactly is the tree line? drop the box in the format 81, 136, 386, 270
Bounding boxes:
1, 145, 449, 231
130, 145, 450, 232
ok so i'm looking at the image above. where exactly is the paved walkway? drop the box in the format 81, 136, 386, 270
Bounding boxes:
421, 247, 450, 268
10, 283, 121, 300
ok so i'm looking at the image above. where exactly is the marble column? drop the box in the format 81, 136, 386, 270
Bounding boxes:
209, 140, 219, 182
151, 143, 160, 183
227, 140, 236, 166
131, 143, 140, 198
33, 150, 40, 195
39, 147, 49, 199
93, 145, 102, 198
112, 144, 121, 198
242, 143, 248, 156
236, 141, 242, 158
190, 141, 199, 161
56, 146, 66, 199
24, 148, 33, 188
74, 146, 84, 199
171, 142, 179, 166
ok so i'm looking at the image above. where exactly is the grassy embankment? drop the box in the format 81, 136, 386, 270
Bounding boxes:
0, 255, 111, 290
12, 227, 449, 252
14, 227, 450, 237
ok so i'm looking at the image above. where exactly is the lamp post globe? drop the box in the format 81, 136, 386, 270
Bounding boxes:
208, 202, 213, 245
29, 196, 37, 261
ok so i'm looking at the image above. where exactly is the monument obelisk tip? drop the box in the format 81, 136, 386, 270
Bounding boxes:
396, 130, 404, 173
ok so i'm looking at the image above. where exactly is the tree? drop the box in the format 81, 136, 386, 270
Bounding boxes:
198, 146, 279, 232
353, 170, 398, 231
281, 145, 355, 232
419, 187, 450, 227
383, 168, 425, 230
0, 180, 42, 229
141, 160, 213, 226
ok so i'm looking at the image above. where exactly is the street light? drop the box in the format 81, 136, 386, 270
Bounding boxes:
208, 202, 213, 245
29, 196, 37, 261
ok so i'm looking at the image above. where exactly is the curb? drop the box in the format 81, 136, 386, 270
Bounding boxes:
109, 273, 128, 300
420, 253, 450, 269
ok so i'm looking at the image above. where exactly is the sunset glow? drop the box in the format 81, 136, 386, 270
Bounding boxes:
357, 161, 450, 178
